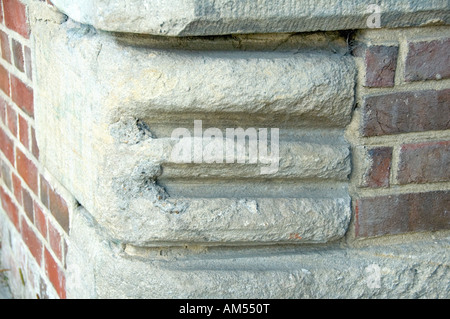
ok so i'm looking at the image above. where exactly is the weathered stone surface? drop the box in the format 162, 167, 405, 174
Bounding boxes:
67, 207, 450, 298
50, 0, 450, 36
0, 275, 12, 300
32, 14, 356, 245
108, 134, 351, 181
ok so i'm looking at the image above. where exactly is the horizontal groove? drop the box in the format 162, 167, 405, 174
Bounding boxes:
159, 179, 349, 199
358, 78, 450, 98
144, 119, 351, 139
129, 135, 351, 181
353, 182, 450, 198
113, 31, 349, 53
350, 129, 450, 147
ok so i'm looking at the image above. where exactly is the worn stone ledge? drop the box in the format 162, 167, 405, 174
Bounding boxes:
67, 207, 450, 298
50, 0, 450, 36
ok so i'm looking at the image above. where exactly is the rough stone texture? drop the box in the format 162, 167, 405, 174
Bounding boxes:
112, 136, 352, 181
0, 272, 12, 299
0, 234, 11, 300
397, 141, 450, 185
361, 89, 450, 137
66, 206, 450, 299
50, 0, 450, 36
355, 191, 450, 238
32, 13, 356, 246
405, 38, 450, 82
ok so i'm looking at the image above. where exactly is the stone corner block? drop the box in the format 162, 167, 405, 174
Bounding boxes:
33, 18, 356, 246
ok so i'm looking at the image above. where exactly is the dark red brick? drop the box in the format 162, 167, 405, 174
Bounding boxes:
44, 248, 66, 299
18, 114, 28, 148
30, 126, 39, 159
0, 185, 19, 229
21, 216, 42, 265
397, 141, 450, 184
34, 202, 47, 238
405, 38, 450, 82
3, 0, 30, 39
11, 38, 24, 72
48, 221, 62, 261
10, 75, 33, 117
0, 158, 11, 190
361, 89, 450, 137
21, 186, 34, 222
6, 102, 16, 136
40, 175, 70, 233
355, 191, 450, 238
0, 125, 14, 164
11, 172, 22, 203
49, 188, 69, 233
364, 45, 398, 88
362, 147, 392, 188
0, 97, 6, 124
39, 175, 50, 208
0, 64, 10, 96
16, 147, 38, 194
0, 30, 11, 64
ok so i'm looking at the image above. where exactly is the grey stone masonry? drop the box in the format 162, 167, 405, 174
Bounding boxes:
27, 0, 450, 299
50, 0, 450, 36
32, 8, 356, 246
67, 206, 450, 298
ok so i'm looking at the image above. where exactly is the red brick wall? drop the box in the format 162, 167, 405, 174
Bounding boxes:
352, 28, 450, 239
0, 0, 68, 299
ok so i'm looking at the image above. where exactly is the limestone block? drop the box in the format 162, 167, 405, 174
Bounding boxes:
33, 17, 356, 246
50, 0, 450, 36
67, 207, 450, 298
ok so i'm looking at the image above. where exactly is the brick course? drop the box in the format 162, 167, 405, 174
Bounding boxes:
397, 141, 450, 185
361, 89, 450, 137
405, 38, 450, 82
3, 0, 29, 39
364, 45, 398, 88
16, 147, 37, 194
355, 191, 450, 238
0, 63, 9, 95
1, 185, 18, 229
355, 31, 450, 239
10, 74, 33, 117
0, 1, 69, 298
362, 147, 392, 188
0, 30, 11, 63
11, 38, 23, 72
20, 215, 42, 265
